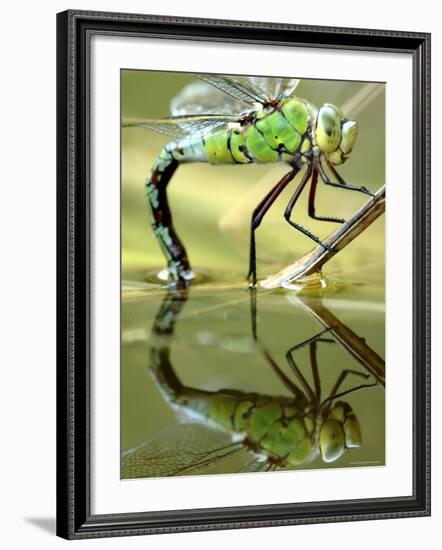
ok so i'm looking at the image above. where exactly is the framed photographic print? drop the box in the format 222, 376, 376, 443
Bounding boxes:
56, 10, 431, 539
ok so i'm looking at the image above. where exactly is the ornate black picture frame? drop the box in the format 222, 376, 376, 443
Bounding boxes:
56, 9, 430, 539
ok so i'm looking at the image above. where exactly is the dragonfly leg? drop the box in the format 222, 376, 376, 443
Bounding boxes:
250, 287, 258, 341
308, 166, 345, 224
310, 340, 322, 401
147, 149, 193, 287
319, 158, 375, 197
285, 328, 334, 354
285, 347, 316, 402
285, 330, 336, 402
329, 369, 373, 398
250, 289, 307, 399
284, 166, 334, 253
247, 168, 298, 287
320, 369, 378, 409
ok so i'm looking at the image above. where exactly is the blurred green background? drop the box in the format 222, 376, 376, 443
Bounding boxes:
121, 71, 385, 478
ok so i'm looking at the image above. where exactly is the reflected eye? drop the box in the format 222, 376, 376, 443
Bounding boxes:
315, 105, 341, 153
319, 419, 346, 463
343, 413, 362, 448
340, 120, 358, 155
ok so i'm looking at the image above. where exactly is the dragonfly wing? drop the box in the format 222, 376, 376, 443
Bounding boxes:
123, 75, 301, 139
171, 81, 248, 117
123, 113, 242, 138
237, 455, 269, 474
121, 421, 244, 479
193, 74, 300, 105
195, 74, 268, 106
243, 77, 301, 99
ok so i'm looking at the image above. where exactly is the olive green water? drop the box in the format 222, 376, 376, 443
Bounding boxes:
121, 71, 385, 478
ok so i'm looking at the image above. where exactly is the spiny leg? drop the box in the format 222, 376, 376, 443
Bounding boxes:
285, 329, 336, 403
286, 328, 334, 355
283, 166, 334, 253
249, 290, 306, 400
308, 165, 345, 224
285, 347, 316, 403
247, 168, 298, 286
309, 340, 322, 401
262, 347, 306, 398
250, 287, 258, 342
319, 158, 375, 197
329, 369, 374, 399
147, 149, 192, 287
320, 369, 378, 409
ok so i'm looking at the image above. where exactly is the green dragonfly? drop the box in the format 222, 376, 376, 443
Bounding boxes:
121, 290, 380, 478
123, 74, 375, 287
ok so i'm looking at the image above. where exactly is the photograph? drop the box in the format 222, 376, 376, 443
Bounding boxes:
0, 1, 436, 547
120, 71, 386, 479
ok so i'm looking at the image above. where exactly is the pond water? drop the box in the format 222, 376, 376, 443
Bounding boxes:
121, 279, 385, 477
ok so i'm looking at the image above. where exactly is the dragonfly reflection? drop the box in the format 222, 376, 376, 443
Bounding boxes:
122, 290, 382, 478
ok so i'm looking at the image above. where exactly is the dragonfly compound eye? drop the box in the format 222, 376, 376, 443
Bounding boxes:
343, 413, 362, 448
326, 118, 358, 166
315, 104, 342, 154
319, 418, 346, 463
341, 120, 358, 153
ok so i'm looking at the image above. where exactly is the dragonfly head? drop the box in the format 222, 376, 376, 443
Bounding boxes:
315, 104, 358, 165
318, 401, 362, 463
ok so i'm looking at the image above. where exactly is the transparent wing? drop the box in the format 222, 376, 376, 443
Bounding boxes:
243, 77, 301, 99
171, 81, 249, 117
236, 456, 270, 474
170, 75, 301, 119
122, 113, 242, 139
121, 422, 245, 479
193, 74, 301, 105
196, 74, 268, 105
124, 75, 301, 139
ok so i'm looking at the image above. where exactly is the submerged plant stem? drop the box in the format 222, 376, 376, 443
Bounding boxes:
261, 186, 386, 289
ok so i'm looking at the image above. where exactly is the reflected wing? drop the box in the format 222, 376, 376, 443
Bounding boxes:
121, 422, 245, 479
122, 113, 242, 139
237, 456, 270, 473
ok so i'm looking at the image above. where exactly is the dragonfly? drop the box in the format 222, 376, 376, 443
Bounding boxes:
121, 290, 379, 479
123, 74, 375, 288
